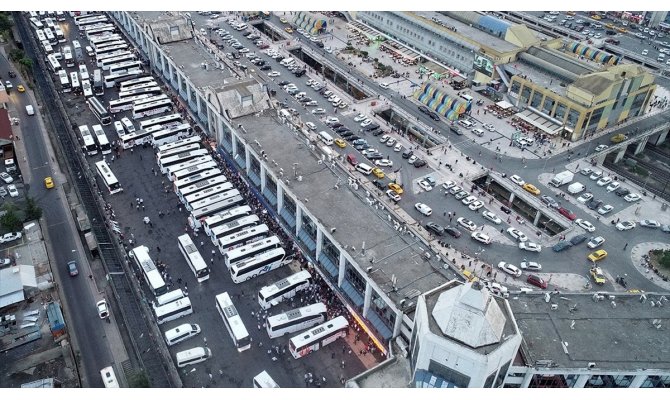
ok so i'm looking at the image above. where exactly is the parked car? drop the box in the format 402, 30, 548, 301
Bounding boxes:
445, 226, 462, 238
526, 274, 548, 289
97, 300, 109, 319
506, 227, 528, 242
415, 203, 432, 216
497, 262, 522, 277
0, 232, 22, 244
425, 222, 445, 236
552, 240, 573, 252
67, 260, 79, 277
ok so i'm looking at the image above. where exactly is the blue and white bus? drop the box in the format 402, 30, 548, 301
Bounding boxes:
265, 302, 327, 339
177, 234, 210, 283
215, 292, 251, 352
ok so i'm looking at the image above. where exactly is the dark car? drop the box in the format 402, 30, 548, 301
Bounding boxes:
615, 187, 631, 197
373, 180, 386, 190
340, 131, 354, 138
552, 240, 573, 252
367, 153, 384, 160
260, 65, 272, 71
402, 150, 413, 159
428, 112, 440, 121
315, 41, 325, 48
445, 227, 462, 238
276, 55, 285, 62
570, 234, 589, 246
354, 143, 371, 151
500, 205, 512, 214
67, 260, 79, 277
450, 126, 463, 135
527, 274, 548, 289
330, 123, 343, 129
587, 199, 603, 210
294, 69, 306, 77
418, 105, 430, 114
335, 127, 350, 133
278, 80, 290, 86
346, 135, 361, 142
363, 124, 380, 132
413, 159, 427, 168
425, 222, 445, 236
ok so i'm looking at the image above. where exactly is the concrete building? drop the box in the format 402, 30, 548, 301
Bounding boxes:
0, 265, 38, 309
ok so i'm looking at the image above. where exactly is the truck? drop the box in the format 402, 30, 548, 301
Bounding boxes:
550, 170, 574, 187
567, 182, 585, 194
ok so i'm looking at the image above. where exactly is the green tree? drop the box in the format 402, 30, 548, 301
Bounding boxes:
19, 57, 33, 73
24, 197, 42, 221
0, 13, 12, 34
1, 208, 23, 232
8, 48, 23, 62
128, 370, 150, 388
659, 250, 670, 270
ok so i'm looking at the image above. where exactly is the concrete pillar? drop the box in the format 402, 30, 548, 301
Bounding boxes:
315, 228, 323, 259
363, 283, 372, 316
392, 311, 402, 337
533, 210, 541, 226
594, 152, 606, 166
574, 374, 590, 388
276, 184, 283, 213
634, 136, 649, 155
244, 148, 251, 173
295, 206, 302, 237
614, 146, 627, 163
260, 164, 266, 192
338, 253, 347, 287
231, 132, 237, 156
508, 192, 515, 204
654, 127, 669, 145
520, 372, 534, 388
629, 374, 647, 388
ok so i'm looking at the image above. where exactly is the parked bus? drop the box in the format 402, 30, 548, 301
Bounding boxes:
173, 168, 223, 193
58, 70, 70, 92
78, 64, 90, 80
119, 81, 158, 93
265, 302, 327, 339
69, 71, 80, 92
55, 11, 66, 21
133, 94, 169, 107
184, 182, 236, 211
189, 195, 246, 230
44, 28, 57, 45
75, 15, 107, 28
177, 176, 229, 204
103, 70, 144, 88
108, 60, 143, 75
172, 163, 219, 185
153, 288, 186, 307
92, 124, 112, 154
154, 297, 193, 325
100, 366, 119, 388
43, 42, 54, 55
187, 188, 239, 212
253, 371, 279, 388
217, 224, 268, 255
78, 125, 98, 156
108, 94, 153, 113
101, 53, 137, 71
152, 124, 194, 148
29, 17, 44, 30
156, 143, 201, 162
258, 270, 312, 310
47, 53, 61, 72
120, 76, 156, 91
72, 40, 83, 60
208, 214, 260, 244
140, 113, 182, 131
85, 25, 117, 39
166, 156, 213, 179
288, 316, 349, 359
118, 126, 161, 149
175, 346, 211, 367
202, 205, 252, 237
94, 41, 129, 55
82, 80, 93, 97
224, 236, 282, 268
63, 45, 74, 67
88, 97, 112, 125
35, 29, 46, 43
177, 234, 210, 283
89, 33, 122, 47
229, 247, 287, 284
157, 135, 202, 154
54, 26, 65, 43
118, 86, 161, 99
93, 68, 104, 96
132, 98, 172, 120
130, 245, 167, 296
96, 50, 132, 67
215, 292, 251, 352
159, 149, 210, 175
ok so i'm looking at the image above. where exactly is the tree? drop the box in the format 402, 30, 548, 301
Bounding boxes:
8, 48, 23, 62
0, 13, 12, 34
128, 370, 150, 388
1, 209, 23, 232
19, 57, 33, 73
25, 196, 42, 221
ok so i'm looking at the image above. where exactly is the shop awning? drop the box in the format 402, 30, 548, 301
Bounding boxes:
514, 109, 563, 135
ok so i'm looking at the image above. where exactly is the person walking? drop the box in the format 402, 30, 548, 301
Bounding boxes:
623, 243, 628, 250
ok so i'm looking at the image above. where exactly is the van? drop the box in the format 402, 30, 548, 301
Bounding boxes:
164, 323, 201, 346
459, 93, 473, 102
114, 121, 125, 136
355, 163, 373, 175
121, 117, 135, 133
25, 105, 35, 116
318, 131, 333, 145
280, 57, 295, 67
175, 346, 212, 367
85, 46, 94, 57
458, 119, 474, 129
153, 289, 186, 307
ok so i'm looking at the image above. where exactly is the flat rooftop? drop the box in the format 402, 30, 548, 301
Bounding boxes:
510, 60, 570, 97
413, 11, 520, 53
236, 113, 457, 307
510, 292, 670, 370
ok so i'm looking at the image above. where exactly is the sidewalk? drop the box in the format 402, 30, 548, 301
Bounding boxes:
630, 242, 670, 291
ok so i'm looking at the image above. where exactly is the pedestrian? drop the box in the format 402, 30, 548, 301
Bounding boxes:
623, 243, 628, 250
341, 360, 345, 369
156, 246, 161, 252
200, 241, 204, 248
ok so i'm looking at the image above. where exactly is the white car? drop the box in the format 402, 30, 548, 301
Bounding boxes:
375, 159, 393, 167
594, 144, 609, 152
589, 170, 603, 180
497, 262, 522, 277
305, 122, 316, 130
471, 128, 485, 137
509, 174, 525, 186
575, 218, 596, 232
519, 241, 542, 252
312, 108, 326, 114
596, 177, 612, 186
616, 221, 636, 231
624, 193, 641, 202
640, 219, 661, 228
325, 117, 339, 125
484, 281, 509, 298
354, 114, 367, 122
461, 195, 477, 206
386, 138, 396, 147
394, 143, 403, 152
506, 227, 528, 242
587, 236, 606, 249
415, 203, 432, 216
520, 261, 542, 271
597, 205, 614, 215
386, 190, 401, 202
0, 172, 13, 184
379, 134, 390, 143
483, 123, 495, 132
456, 217, 477, 231
360, 119, 373, 127
577, 192, 593, 203
471, 232, 492, 244
469, 201, 484, 211
418, 180, 433, 192
606, 182, 620, 192
7, 184, 18, 198
442, 181, 455, 191
408, 155, 418, 165
0, 232, 22, 244
482, 210, 502, 225
97, 300, 109, 319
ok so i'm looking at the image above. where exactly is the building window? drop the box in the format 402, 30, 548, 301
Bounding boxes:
425, 360, 471, 388
279, 194, 296, 228
542, 97, 555, 115
613, 375, 634, 388
345, 264, 365, 294
555, 103, 567, 120
510, 81, 521, 95
495, 361, 511, 387
641, 375, 670, 387
530, 91, 543, 108
248, 155, 261, 187
262, 173, 277, 205
484, 372, 496, 388
521, 86, 532, 104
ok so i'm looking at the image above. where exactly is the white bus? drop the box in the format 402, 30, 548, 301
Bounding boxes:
130, 245, 167, 296
184, 182, 236, 211
202, 205, 252, 237
208, 214, 260, 244
78, 125, 98, 156
288, 316, 349, 359
173, 168, 223, 193
157, 135, 202, 154
140, 113, 182, 131
189, 195, 246, 230
95, 160, 122, 194
88, 97, 112, 125
224, 236, 282, 268
187, 188, 239, 212
258, 270, 312, 310
120, 76, 156, 91
164, 323, 201, 347
100, 366, 119, 388
229, 248, 287, 284
94, 41, 129, 55
175, 347, 211, 367
253, 371, 279, 388
152, 124, 194, 149
92, 124, 112, 154
177, 176, 229, 204
133, 94, 169, 108
89, 33, 122, 47
63, 46, 74, 67
215, 292, 251, 352
93, 69, 104, 96
69, 71, 80, 92
118, 85, 161, 99
43, 42, 54, 54
44, 28, 57, 45
54, 27, 65, 43
47, 53, 61, 72
103, 70, 144, 88
101, 53, 137, 71
154, 297, 193, 325
72, 39, 83, 59
166, 156, 214, 180
133, 99, 173, 120
156, 143, 201, 162
266, 302, 327, 339
58, 70, 70, 92
154, 288, 186, 307
29, 17, 44, 30
217, 224, 268, 256
35, 29, 46, 43
78, 64, 90, 81
44, 18, 55, 29
76, 15, 108, 28
177, 234, 210, 283
171, 162, 218, 183
120, 82, 158, 93
82, 79, 93, 97
108, 61, 143, 75
55, 11, 65, 21
96, 50, 132, 67
108, 94, 153, 113
86, 25, 117, 39
118, 127, 160, 149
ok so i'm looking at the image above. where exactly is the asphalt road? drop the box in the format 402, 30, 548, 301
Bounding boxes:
3, 26, 114, 387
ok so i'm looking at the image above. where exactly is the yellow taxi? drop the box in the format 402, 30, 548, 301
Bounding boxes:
388, 182, 403, 195
17, 85, 25, 93
605, 23, 615, 29
44, 176, 54, 189
462, 269, 478, 283
590, 267, 606, 285
616, 26, 627, 33
280, 17, 288, 24
588, 249, 608, 262
566, 11, 576, 16
522, 183, 541, 196
285, 27, 293, 34
372, 168, 385, 179
334, 138, 346, 148
610, 133, 627, 143
591, 15, 602, 20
